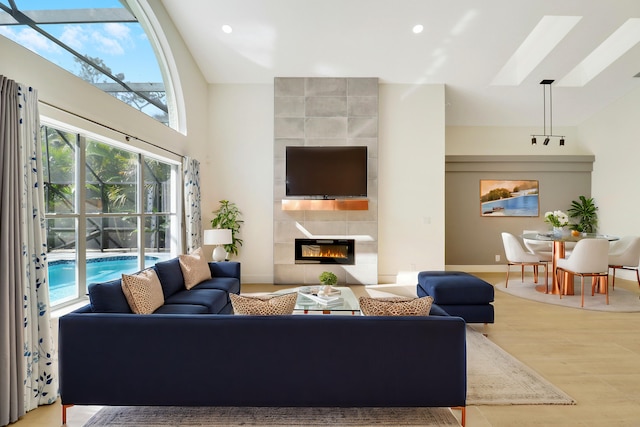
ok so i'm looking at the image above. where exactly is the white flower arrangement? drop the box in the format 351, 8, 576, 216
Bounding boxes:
544, 210, 569, 227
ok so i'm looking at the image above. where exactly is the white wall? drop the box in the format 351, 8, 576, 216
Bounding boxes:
204, 83, 446, 284
145, 1, 210, 155
378, 84, 446, 283
574, 86, 640, 281
205, 84, 274, 283
446, 126, 585, 155
579, 85, 640, 242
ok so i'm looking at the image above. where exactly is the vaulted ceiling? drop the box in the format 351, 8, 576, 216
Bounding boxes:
161, 0, 640, 127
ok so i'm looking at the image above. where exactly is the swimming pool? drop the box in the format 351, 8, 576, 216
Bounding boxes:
48, 255, 161, 304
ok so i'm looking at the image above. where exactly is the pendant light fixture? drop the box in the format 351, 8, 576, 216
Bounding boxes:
530, 79, 565, 146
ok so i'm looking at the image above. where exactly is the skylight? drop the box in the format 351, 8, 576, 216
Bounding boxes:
557, 18, 640, 87
491, 15, 582, 86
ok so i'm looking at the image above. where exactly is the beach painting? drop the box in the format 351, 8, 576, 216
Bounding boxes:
480, 180, 539, 217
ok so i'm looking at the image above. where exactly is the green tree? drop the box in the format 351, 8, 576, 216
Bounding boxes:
42, 127, 76, 213
74, 55, 167, 121
481, 188, 511, 203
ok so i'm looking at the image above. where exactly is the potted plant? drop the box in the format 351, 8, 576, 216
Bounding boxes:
318, 271, 338, 295
211, 200, 243, 258
568, 196, 598, 234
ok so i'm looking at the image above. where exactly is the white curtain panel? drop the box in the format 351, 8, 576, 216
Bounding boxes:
0, 76, 57, 426
18, 84, 57, 410
183, 157, 202, 253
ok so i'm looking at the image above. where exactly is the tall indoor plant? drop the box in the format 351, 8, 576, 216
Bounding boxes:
211, 200, 243, 258
568, 195, 598, 234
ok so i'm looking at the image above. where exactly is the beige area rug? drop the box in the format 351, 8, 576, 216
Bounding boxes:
465, 327, 574, 405
494, 279, 640, 312
83, 406, 461, 426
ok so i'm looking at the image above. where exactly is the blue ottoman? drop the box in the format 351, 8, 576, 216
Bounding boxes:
417, 271, 494, 324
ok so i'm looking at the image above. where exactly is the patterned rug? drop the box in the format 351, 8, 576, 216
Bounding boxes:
494, 279, 640, 312
466, 328, 575, 405
83, 406, 461, 426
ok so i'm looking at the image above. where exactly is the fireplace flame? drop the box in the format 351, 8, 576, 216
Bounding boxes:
301, 245, 348, 259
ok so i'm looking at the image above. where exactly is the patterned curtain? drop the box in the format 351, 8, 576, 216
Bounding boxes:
183, 157, 202, 253
0, 76, 57, 426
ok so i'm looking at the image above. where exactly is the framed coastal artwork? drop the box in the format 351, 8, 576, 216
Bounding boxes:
480, 180, 539, 217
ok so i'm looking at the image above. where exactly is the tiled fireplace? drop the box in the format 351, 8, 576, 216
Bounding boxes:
273, 77, 378, 285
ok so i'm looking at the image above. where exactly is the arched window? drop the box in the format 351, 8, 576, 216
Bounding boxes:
0, 0, 174, 127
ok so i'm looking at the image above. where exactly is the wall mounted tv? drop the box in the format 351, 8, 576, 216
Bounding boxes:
285, 146, 368, 198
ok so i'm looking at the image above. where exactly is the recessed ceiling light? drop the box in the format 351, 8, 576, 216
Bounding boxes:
221, 24, 233, 34
557, 18, 640, 87
413, 24, 424, 34
491, 15, 582, 86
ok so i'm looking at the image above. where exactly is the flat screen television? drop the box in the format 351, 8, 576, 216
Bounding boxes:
285, 146, 368, 198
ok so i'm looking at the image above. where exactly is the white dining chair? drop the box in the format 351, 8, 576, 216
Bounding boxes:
501, 232, 549, 292
556, 238, 609, 307
522, 230, 553, 261
608, 236, 640, 289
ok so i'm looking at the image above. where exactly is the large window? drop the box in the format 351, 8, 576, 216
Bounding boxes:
43, 124, 180, 307
0, 0, 171, 126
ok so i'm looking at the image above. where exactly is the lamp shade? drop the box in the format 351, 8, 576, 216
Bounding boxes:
203, 229, 232, 246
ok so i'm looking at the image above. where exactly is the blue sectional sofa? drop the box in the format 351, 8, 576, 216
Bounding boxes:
59, 312, 467, 425
86, 258, 241, 314
59, 258, 468, 425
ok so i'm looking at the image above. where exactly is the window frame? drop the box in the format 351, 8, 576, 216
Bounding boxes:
42, 119, 182, 309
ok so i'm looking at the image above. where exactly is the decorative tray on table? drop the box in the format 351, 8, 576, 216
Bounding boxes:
297, 286, 343, 306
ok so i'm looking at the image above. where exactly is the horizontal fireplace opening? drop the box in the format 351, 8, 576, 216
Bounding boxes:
295, 239, 355, 265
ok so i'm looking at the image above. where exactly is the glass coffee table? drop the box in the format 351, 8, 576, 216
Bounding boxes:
275, 286, 361, 315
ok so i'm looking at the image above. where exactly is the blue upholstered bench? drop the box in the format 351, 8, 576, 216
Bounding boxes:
417, 271, 495, 324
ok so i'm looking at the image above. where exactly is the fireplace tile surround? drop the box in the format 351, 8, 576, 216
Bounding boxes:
273, 77, 378, 285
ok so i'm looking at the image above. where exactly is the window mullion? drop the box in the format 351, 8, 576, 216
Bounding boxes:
77, 134, 87, 297
171, 163, 181, 257
138, 153, 145, 270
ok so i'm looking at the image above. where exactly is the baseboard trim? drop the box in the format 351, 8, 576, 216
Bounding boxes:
445, 265, 505, 273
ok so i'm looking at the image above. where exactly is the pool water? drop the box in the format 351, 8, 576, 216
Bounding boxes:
48, 255, 160, 304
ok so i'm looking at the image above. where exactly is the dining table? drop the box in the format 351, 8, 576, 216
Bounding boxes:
522, 232, 619, 295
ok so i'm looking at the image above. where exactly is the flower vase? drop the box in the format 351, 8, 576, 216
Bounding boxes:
553, 226, 568, 237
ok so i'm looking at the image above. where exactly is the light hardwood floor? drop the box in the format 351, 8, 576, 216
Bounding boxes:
13, 273, 640, 427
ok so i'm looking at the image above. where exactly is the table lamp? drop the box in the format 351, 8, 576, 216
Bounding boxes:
204, 229, 232, 262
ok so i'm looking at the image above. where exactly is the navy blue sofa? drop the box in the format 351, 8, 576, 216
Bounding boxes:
59, 258, 466, 425
86, 258, 241, 314
59, 313, 467, 424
